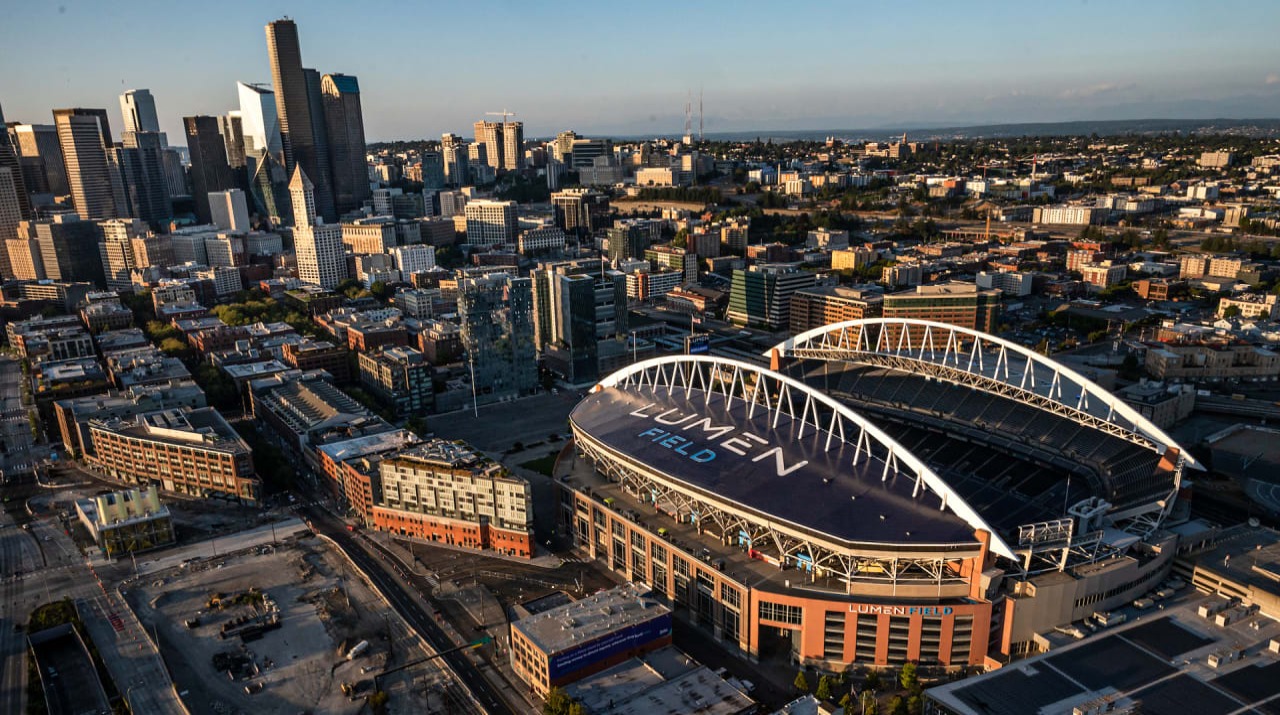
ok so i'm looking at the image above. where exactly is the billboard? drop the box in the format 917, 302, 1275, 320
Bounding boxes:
685, 334, 711, 355
546, 613, 672, 682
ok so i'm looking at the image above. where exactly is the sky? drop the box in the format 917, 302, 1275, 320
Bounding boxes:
3, 0, 1280, 142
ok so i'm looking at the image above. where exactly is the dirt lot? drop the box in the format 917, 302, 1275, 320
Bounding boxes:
127, 534, 463, 715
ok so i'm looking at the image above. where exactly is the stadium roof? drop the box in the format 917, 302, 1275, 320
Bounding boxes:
571, 356, 1017, 558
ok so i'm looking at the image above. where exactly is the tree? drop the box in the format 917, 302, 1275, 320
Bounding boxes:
794, 670, 810, 693
1223, 304, 1241, 319
158, 337, 189, 356
899, 662, 918, 691
543, 688, 576, 715
864, 669, 882, 691
369, 280, 392, 302
888, 695, 907, 715
816, 674, 832, 701
839, 693, 854, 712
862, 691, 879, 715
907, 694, 924, 715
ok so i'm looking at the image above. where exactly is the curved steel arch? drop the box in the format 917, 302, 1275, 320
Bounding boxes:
593, 355, 1018, 560
771, 318, 1200, 472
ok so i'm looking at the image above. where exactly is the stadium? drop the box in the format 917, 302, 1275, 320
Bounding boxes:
558, 318, 1200, 671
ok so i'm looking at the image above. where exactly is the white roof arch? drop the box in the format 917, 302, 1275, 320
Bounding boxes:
771, 317, 1200, 472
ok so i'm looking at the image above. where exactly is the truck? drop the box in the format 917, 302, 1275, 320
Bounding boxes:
1132, 598, 1155, 610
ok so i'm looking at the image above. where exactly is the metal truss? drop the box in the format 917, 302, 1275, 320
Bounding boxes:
773, 319, 1201, 473
590, 355, 1017, 562
574, 427, 971, 592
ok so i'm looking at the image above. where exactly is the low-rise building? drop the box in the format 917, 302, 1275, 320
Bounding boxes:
1145, 343, 1280, 382
788, 286, 884, 334
75, 485, 175, 557
88, 407, 259, 503
509, 584, 672, 697
1117, 381, 1196, 429
54, 380, 207, 458
279, 338, 351, 382
1217, 293, 1280, 320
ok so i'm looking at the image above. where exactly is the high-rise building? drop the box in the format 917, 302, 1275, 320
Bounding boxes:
0, 167, 21, 278
218, 113, 247, 170
98, 218, 148, 292
726, 263, 817, 329
6, 237, 45, 280
209, 189, 250, 232
441, 133, 469, 186
9, 124, 69, 197
532, 265, 628, 383
118, 131, 172, 231
266, 18, 335, 222
302, 68, 335, 218
419, 151, 445, 190
472, 121, 503, 171
53, 108, 118, 220
290, 168, 344, 289
183, 116, 236, 224
161, 148, 188, 198
320, 73, 370, 215
0, 105, 32, 222
606, 222, 651, 264
20, 213, 106, 286
248, 150, 291, 226
553, 130, 577, 164
236, 82, 282, 160
458, 273, 537, 401
118, 89, 162, 139
464, 199, 517, 246
551, 188, 609, 237
501, 121, 524, 171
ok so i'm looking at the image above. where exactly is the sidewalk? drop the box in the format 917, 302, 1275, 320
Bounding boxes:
365, 527, 565, 570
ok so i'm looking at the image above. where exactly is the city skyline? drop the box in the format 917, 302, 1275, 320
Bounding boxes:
1, 1, 1278, 142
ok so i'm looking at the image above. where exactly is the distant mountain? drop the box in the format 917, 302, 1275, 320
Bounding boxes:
698, 118, 1280, 143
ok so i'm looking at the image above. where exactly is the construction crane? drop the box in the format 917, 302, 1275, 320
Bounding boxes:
485, 109, 518, 123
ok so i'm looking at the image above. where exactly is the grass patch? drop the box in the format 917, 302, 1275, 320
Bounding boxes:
519, 449, 561, 477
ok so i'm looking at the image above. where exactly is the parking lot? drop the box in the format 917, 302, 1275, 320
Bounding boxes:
128, 534, 461, 715
430, 391, 579, 454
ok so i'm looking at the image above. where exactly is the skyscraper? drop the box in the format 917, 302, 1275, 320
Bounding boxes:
472, 121, 503, 171
209, 189, 250, 232
98, 218, 148, 292
290, 168, 344, 289
119, 90, 161, 134
9, 124, 69, 197
502, 121, 524, 171
21, 213, 105, 285
118, 131, 172, 231
184, 116, 235, 224
265, 18, 336, 222
0, 167, 22, 277
320, 73, 370, 216
458, 273, 538, 401
464, 199, 517, 246
53, 108, 118, 220
236, 82, 283, 160
0, 104, 32, 222
219, 113, 247, 170
441, 133, 469, 186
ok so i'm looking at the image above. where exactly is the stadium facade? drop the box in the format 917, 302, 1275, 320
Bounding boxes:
559, 319, 1197, 670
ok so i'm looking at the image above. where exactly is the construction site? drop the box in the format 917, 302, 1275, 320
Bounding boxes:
126, 532, 475, 715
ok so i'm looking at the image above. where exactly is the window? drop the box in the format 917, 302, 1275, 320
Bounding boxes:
758, 601, 802, 625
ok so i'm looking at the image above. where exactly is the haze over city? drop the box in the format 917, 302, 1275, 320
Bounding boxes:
4, 0, 1280, 140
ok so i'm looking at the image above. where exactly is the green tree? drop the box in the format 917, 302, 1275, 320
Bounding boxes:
1223, 304, 1241, 318
839, 693, 854, 712
794, 670, 810, 693
907, 694, 924, 715
158, 337, 189, 356
370, 281, 392, 301
899, 662, 918, 691
863, 692, 879, 715
543, 687, 574, 715
816, 674, 832, 701
888, 695, 907, 715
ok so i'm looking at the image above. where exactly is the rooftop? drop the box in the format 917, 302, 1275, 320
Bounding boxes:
92, 407, 248, 452
563, 646, 754, 715
511, 584, 670, 656
316, 429, 420, 465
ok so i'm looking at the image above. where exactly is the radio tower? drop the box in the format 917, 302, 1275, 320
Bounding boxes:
683, 91, 693, 145
699, 88, 704, 141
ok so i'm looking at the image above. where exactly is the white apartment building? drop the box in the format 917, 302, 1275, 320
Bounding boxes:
464, 199, 517, 246
391, 244, 437, 276
517, 226, 566, 254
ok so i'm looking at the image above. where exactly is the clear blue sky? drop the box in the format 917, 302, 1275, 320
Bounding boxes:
3, 0, 1279, 142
